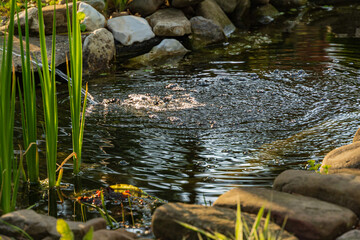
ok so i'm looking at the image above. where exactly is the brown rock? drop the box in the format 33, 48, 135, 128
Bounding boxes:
127, 0, 164, 17
171, 0, 204, 8
41, 3, 77, 35
321, 141, 360, 171
274, 169, 360, 217
152, 202, 298, 240
353, 127, 360, 142
92, 229, 136, 240
251, 0, 270, 6
213, 187, 357, 240
82, 218, 107, 233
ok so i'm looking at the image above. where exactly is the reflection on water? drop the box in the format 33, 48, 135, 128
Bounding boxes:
19, 7, 360, 209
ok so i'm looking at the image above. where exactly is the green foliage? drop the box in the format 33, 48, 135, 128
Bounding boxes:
17, 0, 39, 184
306, 160, 331, 174
57, 219, 94, 240
0, 0, 17, 214
66, 0, 88, 175
36, 0, 59, 188
178, 202, 287, 240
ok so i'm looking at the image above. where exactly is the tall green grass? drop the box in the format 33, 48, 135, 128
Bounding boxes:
17, 0, 39, 184
0, 0, 17, 213
66, 0, 88, 175
36, 0, 58, 188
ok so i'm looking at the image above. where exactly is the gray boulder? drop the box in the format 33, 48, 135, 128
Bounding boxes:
214, 0, 238, 13
152, 203, 298, 240
171, 0, 204, 8
213, 187, 357, 240
78, 2, 105, 32
231, 0, 251, 28
107, 16, 155, 46
92, 229, 137, 240
251, 3, 280, 25
273, 169, 360, 216
189, 16, 226, 49
83, 28, 115, 74
81, 0, 106, 12
127, 0, 164, 17
0, 34, 70, 72
0, 210, 103, 240
337, 230, 360, 240
146, 8, 191, 36
127, 39, 189, 66
321, 141, 360, 171
196, 0, 236, 36
270, 0, 307, 10
13, 7, 40, 36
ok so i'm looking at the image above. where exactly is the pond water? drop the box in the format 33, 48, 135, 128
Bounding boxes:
14, 4, 360, 230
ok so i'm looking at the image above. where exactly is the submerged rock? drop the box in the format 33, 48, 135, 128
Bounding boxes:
273, 169, 360, 216
83, 28, 115, 75
213, 187, 357, 240
127, 39, 189, 66
107, 16, 155, 46
189, 16, 226, 49
78, 2, 105, 32
321, 141, 360, 170
146, 8, 191, 37
196, 0, 236, 36
152, 203, 298, 240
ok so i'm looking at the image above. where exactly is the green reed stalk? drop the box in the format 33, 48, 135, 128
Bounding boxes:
36, 0, 58, 188
17, 0, 39, 184
66, 0, 87, 174
0, 0, 16, 214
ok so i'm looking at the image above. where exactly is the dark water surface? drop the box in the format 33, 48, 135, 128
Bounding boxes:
15, 6, 360, 226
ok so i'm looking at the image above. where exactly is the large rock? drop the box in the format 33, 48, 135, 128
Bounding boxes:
231, 0, 251, 28
251, 3, 280, 25
107, 16, 155, 46
321, 141, 360, 171
78, 2, 105, 32
273, 169, 360, 216
0, 210, 102, 240
127, 39, 189, 66
81, 0, 106, 12
146, 8, 191, 36
251, 0, 270, 5
196, 0, 236, 36
214, 0, 238, 13
127, 0, 164, 17
270, 0, 307, 10
13, 7, 40, 36
213, 187, 357, 240
0, 35, 70, 72
171, 0, 204, 8
353, 127, 360, 142
41, 3, 77, 35
152, 203, 298, 240
83, 28, 115, 74
336, 230, 360, 240
189, 16, 226, 49
92, 229, 136, 240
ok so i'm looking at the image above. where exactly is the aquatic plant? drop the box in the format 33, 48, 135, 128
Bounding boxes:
17, 0, 39, 184
36, 0, 58, 188
66, 0, 88, 175
0, 0, 17, 214
178, 202, 287, 240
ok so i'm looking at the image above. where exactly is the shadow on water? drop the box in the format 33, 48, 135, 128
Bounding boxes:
13, 3, 360, 225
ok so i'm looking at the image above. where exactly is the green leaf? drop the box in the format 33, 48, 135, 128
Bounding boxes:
57, 219, 74, 240
80, 23, 86, 32
83, 226, 93, 240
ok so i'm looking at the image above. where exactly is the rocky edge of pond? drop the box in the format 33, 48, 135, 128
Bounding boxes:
2, 0, 354, 75
2, 127, 360, 239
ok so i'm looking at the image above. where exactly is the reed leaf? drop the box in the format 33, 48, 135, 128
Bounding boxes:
17, 0, 39, 184
36, 0, 58, 188
66, 0, 86, 174
0, 0, 16, 214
